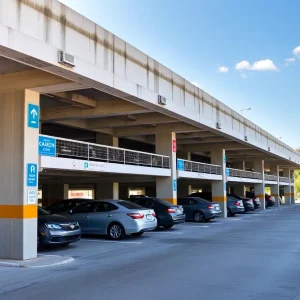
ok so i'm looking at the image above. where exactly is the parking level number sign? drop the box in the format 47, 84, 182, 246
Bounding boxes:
177, 159, 184, 171
27, 163, 37, 187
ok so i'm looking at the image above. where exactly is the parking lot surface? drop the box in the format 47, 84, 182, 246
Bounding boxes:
1, 205, 300, 300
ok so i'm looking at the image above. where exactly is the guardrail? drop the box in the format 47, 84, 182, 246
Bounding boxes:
279, 177, 290, 183
177, 159, 222, 175
226, 168, 262, 180
45, 136, 170, 168
264, 174, 278, 181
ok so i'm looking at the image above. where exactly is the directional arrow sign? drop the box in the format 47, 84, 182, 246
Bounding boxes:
28, 104, 39, 129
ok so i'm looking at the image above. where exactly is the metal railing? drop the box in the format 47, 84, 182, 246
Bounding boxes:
264, 174, 278, 181
177, 159, 222, 175
49, 136, 170, 168
279, 176, 290, 183
227, 168, 262, 180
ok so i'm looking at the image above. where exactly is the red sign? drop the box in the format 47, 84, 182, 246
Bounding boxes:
172, 140, 176, 152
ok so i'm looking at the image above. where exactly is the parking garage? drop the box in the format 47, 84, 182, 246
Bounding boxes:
0, 0, 298, 261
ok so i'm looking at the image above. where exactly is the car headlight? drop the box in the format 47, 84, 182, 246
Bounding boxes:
45, 223, 62, 229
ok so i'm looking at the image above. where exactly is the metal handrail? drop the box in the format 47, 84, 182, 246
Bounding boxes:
264, 174, 278, 181
177, 159, 222, 175
279, 176, 290, 183
227, 168, 262, 180
41, 135, 170, 169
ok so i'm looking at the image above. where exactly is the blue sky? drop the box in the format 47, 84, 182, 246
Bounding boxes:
60, 0, 300, 148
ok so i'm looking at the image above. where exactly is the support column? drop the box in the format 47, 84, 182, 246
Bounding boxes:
95, 133, 119, 199
156, 130, 177, 204
254, 160, 265, 209
283, 168, 291, 205
211, 148, 227, 218
291, 170, 295, 204
42, 184, 69, 206
0, 90, 40, 260
270, 165, 280, 207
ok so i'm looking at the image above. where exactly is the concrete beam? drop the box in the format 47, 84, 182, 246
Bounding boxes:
176, 131, 217, 139
0, 70, 70, 93
177, 138, 231, 145
41, 100, 150, 121
87, 113, 177, 129
181, 143, 251, 152
32, 82, 88, 93
50, 92, 97, 108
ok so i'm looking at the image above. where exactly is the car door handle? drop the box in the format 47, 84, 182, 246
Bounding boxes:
107, 214, 112, 217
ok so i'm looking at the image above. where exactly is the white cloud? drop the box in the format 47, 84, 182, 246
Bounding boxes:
285, 57, 296, 66
235, 59, 278, 71
292, 46, 300, 57
218, 66, 229, 73
235, 60, 251, 70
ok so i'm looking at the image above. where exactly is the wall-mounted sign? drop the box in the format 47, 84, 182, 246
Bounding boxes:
28, 104, 39, 129
173, 179, 177, 191
38, 136, 56, 156
177, 159, 184, 171
172, 140, 176, 153
27, 163, 37, 187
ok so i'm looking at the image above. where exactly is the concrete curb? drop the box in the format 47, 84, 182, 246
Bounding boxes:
0, 255, 74, 268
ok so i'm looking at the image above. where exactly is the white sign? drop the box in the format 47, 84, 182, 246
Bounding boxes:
27, 189, 37, 204
85, 161, 105, 171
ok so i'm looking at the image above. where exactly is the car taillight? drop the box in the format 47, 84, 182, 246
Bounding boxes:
152, 212, 156, 217
166, 208, 176, 213
127, 213, 144, 219
234, 201, 240, 206
207, 205, 213, 209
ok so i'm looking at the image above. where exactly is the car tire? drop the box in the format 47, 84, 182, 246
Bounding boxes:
37, 233, 44, 250
163, 225, 173, 229
132, 232, 144, 236
108, 223, 125, 240
193, 211, 205, 223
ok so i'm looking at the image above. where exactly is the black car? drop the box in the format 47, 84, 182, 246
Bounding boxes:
245, 191, 261, 209
38, 207, 81, 248
128, 196, 185, 229
227, 194, 254, 212
265, 194, 276, 207
45, 198, 90, 215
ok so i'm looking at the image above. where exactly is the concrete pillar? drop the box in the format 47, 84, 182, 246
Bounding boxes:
42, 184, 69, 206
211, 148, 227, 218
233, 161, 245, 170
96, 182, 119, 200
291, 184, 295, 204
283, 168, 291, 205
0, 90, 40, 260
234, 185, 246, 196
156, 130, 177, 204
254, 160, 265, 210
270, 165, 280, 207
96, 133, 118, 147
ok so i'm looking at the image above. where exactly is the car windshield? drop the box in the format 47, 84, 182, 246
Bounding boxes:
47, 201, 81, 211
118, 201, 143, 209
151, 198, 175, 206
38, 207, 51, 216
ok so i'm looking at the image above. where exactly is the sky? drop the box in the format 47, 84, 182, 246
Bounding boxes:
59, 0, 300, 148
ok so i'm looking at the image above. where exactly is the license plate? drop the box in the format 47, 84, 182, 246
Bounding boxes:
146, 214, 152, 220
215, 207, 220, 211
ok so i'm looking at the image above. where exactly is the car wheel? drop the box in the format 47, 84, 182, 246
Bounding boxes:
132, 232, 144, 236
108, 223, 125, 240
163, 225, 173, 229
227, 208, 232, 217
193, 211, 205, 223
37, 233, 43, 250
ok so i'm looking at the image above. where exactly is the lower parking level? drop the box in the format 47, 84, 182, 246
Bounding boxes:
1, 205, 300, 300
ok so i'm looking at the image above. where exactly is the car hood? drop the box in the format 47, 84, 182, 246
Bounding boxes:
38, 214, 72, 223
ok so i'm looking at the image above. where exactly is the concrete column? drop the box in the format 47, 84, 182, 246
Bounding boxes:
291, 184, 295, 204
270, 165, 280, 207
42, 184, 69, 206
254, 160, 265, 209
156, 130, 177, 204
233, 161, 245, 170
283, 168, 291, 205
211, 148, 227, 218
0, 90, 40, 260
95, 133, 119, 199
234, 185, 246, 196
96, 182, 119, 200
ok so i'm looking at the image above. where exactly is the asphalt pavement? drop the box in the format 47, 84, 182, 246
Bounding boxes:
1, 205, 300, 300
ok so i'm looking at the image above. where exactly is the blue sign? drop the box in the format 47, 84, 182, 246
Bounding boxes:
223, 154, 226, 163
177, 159, 184, 171
28, 104, 39, 129
38, 136, 56, 156
226, 168, 230, 176
27, 163, 37, 187
224, 182, 227, 191
173, 180, 177, 192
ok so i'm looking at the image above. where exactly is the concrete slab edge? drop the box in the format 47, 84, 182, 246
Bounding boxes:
0, 257, 74, 268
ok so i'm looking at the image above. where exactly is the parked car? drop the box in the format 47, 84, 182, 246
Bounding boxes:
45, 198, 90, 215
227, 194, 255, 212
177, 197, 221, 222
38, 207, 81, 248
188, 192, 245, 217
245, 191, 262, 209
68, 200, 157, 240
265, 194, 276, 207
128, 196, 185, 229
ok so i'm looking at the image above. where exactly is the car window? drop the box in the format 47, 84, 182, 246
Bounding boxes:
145, 200, 154, 208
189, 199, 198, 205
177, 198, 189, 205
95, 202, 118, 212
38, 207, 50, 216
118, 201, 143, 209
72, 202, 96, 214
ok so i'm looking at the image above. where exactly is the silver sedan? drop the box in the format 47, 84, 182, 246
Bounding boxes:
68, 200, 157, 240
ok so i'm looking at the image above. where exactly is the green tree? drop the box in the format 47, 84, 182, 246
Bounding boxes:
295, 148, 300, 196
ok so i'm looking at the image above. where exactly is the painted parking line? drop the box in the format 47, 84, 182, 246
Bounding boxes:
186, 225, 210, 228
83, 239, 143, 245
146, 231, 183, 235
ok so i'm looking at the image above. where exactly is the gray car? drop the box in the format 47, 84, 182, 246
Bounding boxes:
177, 197, 221, 222
227, 196, 245, 216
68, 200, 157, 240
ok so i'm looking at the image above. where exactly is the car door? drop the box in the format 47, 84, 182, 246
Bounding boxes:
178, 198, 192, 220
88, 202, 119, 234
70, 202, 96, 234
